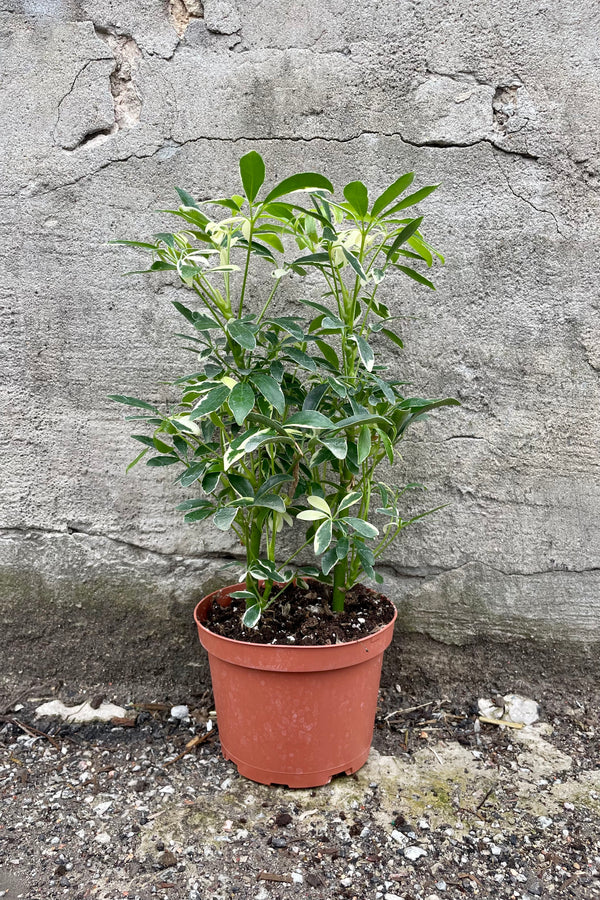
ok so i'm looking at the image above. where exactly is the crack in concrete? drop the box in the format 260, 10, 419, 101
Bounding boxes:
35, 127, 544, 199
380, 560, 600, 580
52, 57, 113, 148
0, 525, 239, 565
401, 133, 539, 162
2, 528, 598, 580
493, 153, 563, 235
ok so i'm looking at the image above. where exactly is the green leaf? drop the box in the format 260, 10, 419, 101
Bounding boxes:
230, 590, 257, 600
193, 314, 221, 331
357, 425, 372, 464
152, 436, 172, 454
153, 232, 177, 248
292, 252, 331, 268
239, 150, 265, 202
228, 382, 255, 426
380, 327, 404, 349
203, 469, 220, 493
263, 172, 334, 204
336, 535, 349, 559
110, 239, 158, 250
308, 495, 331, 515
189, 385, 231, 420
343, 180, 369, 217
326, 413, 392, 434
371, 172, 415, 218
176, 498, 213, 511
387, 184, 439, 214
266, 316, 305, 340
213, 507, 238, 531
319, 435, 347, 460
255, 231, 284, 253
351, 335, 374, 372
375, 427, 394, 465
314, 340, 339, 370
175, 187, 203, 210
338, 491, 362, 513
321, 546, 338, 576
242, 605, 262, 628
314, 518, 333, 555
227, 320, 257, 351
341, 246, 368, 282
356, 542, 376, 579
285, 347, 316, 371
126, 447, 148, 472
309, 446, 334, 468
387, 216, 424, 258
298, 298, 335, 317
249, 559, 286, 582
255, 474, 292, 497
395, 265, 436, 290
171, 301, 196, 324
227, 472, 254, 498
249, 373, 285, 415
345, 517, 379, 539
180, 461, 207, 487
131, 434, 155, 447
253, 494, 286, 513
147, 455, 179, 467
285, 410, 334, 430
109, 395, 159, 412
184, 506, 214, 523
297, 509, 329, 521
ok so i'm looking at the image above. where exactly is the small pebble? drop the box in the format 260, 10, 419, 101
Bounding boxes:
170, 705, 189, 720
404, 846, 427, 861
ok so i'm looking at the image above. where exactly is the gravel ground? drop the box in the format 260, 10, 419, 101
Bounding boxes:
1, 673, 600, 900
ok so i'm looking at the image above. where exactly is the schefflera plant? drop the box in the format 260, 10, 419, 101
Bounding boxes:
110, 151, 458, 627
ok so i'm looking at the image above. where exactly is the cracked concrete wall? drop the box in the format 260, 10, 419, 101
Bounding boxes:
1, 0, 600, 681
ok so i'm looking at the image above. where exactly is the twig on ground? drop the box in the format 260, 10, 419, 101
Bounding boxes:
384, 701, 436, 721
0, 716, 61, 751
477, 784, 496, 809
163, 732, 215, 767
257, 872, 294, 883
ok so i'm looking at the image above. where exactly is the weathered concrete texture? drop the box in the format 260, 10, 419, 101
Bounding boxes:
1, 0, 600, 678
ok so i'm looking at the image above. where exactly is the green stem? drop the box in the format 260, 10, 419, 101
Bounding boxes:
256, 277, 281, 325
332, 558, 346, 612
238, 215, 254, 317
245, 519, 262, 595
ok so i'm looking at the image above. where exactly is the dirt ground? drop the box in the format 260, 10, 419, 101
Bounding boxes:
1, 634, 600, 900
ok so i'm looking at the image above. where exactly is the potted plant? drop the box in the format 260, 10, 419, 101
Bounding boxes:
110, 152, 458, 787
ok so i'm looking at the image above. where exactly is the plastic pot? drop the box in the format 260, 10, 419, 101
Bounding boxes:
194, 583, 397, 788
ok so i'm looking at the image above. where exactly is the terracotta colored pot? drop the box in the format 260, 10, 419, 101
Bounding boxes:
194, 583, 397, 788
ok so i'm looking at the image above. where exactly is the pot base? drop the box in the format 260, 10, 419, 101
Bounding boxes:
221, 745, 370, 788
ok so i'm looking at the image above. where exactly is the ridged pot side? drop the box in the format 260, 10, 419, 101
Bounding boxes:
194, 584, 397, 788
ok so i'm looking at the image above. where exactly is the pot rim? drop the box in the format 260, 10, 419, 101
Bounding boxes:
194, 580, 397, 651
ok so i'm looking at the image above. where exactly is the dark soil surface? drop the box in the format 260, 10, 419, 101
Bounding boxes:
204, 582, 395, 645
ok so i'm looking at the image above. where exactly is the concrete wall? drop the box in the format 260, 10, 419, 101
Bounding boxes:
2, 0, 600, 680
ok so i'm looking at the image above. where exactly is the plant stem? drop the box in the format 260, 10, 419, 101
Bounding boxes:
238, 214, 254, 317
245, 520, 262, 594
332, 559, 346, 612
